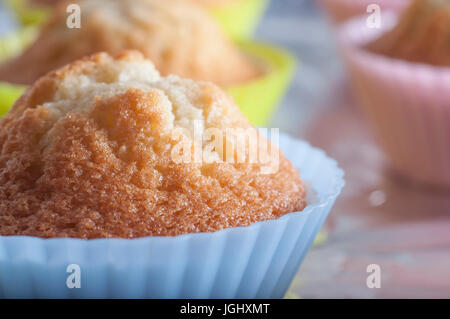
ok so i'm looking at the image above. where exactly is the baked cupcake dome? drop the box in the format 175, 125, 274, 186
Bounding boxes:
0, 0, 259, 86
0, 51, 306, 238
367, 0, 450, 67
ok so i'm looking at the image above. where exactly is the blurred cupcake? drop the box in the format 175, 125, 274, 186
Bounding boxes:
0, 51, 343, 298
318, 0, 410, 24
18, 0, 270, 39
0, 0, 259, 86
0, 0, 293, 125
339, 0, 450, 188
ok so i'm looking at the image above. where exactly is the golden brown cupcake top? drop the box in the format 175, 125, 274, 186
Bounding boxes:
367, 0, 450, 67
0, 51, 306, 239
0, 0, 259, 86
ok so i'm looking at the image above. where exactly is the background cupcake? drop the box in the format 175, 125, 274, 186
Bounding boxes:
10, 0, 270, 40
0, 0, 296, 126
317, 0, 410, 24
339, 0, 450, 188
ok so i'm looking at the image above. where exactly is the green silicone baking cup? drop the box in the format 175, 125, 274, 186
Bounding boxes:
0, 83, 26, 116
7, 0, 269, 40
0, 27, 37, 116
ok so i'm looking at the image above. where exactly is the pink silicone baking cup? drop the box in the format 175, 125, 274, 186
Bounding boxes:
338, 14, 450, 188
317, 0, 409, 24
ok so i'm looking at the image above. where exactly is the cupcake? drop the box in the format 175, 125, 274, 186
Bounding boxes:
0, 50, 303, 238
0, 51, 343, 298
339, 0, 450, 188
318, 0, 410, 24
20, 0, 269, 40
0, 0, 259, 87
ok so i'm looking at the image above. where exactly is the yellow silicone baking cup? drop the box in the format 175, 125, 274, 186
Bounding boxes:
7, 0, 269, 40
0, 28, 296, 125
0, 26, 37, 61
0, 82, 27, 116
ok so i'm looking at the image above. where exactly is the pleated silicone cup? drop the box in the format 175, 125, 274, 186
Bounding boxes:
317, 0, 409, 25
339, 14, 450, 188
0, 133, 344, 299
0, 30, 296, 126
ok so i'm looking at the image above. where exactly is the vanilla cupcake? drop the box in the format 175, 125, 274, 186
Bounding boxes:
0, 0, 259, 86
0, 51, 343, 298
339, 0, 450, 187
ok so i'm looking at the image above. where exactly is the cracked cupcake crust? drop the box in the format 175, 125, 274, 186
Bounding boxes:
0, 0, 260, 86
0, 51, 306, 238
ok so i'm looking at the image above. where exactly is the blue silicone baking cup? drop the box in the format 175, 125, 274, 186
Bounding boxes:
0, 133, 344, 298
